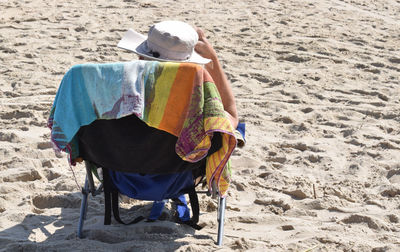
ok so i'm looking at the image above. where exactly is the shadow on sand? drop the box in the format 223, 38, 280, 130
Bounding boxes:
0, 190, 211, 251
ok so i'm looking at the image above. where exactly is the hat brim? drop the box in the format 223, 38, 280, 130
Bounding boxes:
117, 29, 211, 65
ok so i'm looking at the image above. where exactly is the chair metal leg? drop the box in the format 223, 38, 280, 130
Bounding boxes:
217, 196, 226, 246
84, 189, 89, 220
77, 176, 89, 238
85, 161, 96, 195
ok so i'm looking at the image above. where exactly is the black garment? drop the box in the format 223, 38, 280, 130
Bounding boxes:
78, 114, 221, 174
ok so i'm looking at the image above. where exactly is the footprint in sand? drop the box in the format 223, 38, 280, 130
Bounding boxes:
386, 214, 399, 224
230, 237, 255, 251
37, 141, 53, 150
273, 116, 293, 124
1, 168, 42, 182
341, 214, 387, 231
380, 186, 400, 198
301, 107, 313, 113
0, 132, 20, 143
254, 198, 291, 212
32, 194, 81, 209
42, 169, 61, 181
278, 54, 310, 63
388, 57, 400, 64
0, 110, 34, 120
386, 168, 400, 183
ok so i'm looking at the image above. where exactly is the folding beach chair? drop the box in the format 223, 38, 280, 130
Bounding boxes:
75, 114, 228, 245
48, 60, 240, 246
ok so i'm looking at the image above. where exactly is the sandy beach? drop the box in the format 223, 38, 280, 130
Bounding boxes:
1, 0, 400, 251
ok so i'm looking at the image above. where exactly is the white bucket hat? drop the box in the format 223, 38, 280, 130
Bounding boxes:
117, 21, 211, 64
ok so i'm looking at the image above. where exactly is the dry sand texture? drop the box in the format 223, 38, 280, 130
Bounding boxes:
1, 0, 400, 251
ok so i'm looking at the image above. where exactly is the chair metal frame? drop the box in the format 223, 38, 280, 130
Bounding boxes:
77, 160, 227, 246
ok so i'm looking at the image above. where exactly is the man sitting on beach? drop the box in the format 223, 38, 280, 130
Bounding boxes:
117, 20, 239, 221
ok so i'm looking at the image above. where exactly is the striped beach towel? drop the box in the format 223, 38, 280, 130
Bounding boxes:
48, 60, 236, 196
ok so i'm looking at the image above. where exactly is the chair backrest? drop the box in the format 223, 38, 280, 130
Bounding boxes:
78, 112, 222, 174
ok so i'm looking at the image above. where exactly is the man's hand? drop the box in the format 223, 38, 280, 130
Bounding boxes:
195, 28, 217, 61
